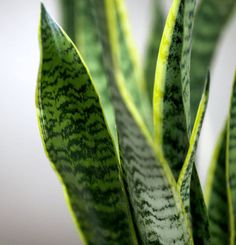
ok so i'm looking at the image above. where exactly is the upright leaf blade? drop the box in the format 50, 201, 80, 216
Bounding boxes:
68, 0, 118, 146
36, 5, 138, 244
205, 126, 229, 245
153, 0, 196, 180
190, 0, 236, 123
178, 75, 210, 244
92, 1, 193, 243
144, 0, 165, 105
227, 72, 236, 244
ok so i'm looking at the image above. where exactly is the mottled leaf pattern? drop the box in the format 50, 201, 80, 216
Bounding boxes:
153, 0, 196, 180
227, 73, 236, 244
36, 5, 138, 244
190, 0, 236, 123
144, 0, 165, 105
178, 75, 209, 215
205, 126, 229, 245
178, 75, 210, 244
92, 0, 193, 244
66, 0, 117, 146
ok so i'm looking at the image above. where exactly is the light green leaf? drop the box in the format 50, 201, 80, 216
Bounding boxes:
144, 0, 165, 105
113, 0, 153, 133
36, 5, 138, 244
63, 0, 118, 147
205, 126, 229, 245
178, 75, 210, 244
227, 72, 236, 244
93, 0, 193, 243
153, 0, 196, 180
190, 0, 236, 124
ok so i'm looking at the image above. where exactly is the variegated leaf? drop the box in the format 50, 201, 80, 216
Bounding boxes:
205, 126, 229, 245
190, 0, 236, 123
153, 0, 196, 180
92, 0, 193, 243
178, 75, 210, 244
227, 72, 236, 244
144, 0, 165, 105
36, 5, 138, 244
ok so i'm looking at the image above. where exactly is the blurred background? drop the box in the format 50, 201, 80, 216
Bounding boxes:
0, 0, 235, 244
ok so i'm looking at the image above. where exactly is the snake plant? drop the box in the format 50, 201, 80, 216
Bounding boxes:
36, 0, 236, 244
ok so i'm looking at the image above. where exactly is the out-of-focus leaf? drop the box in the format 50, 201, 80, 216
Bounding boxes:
144, 0, 165, 105
190, 0, 236, 124
205, 126, 229, 245
36, 5, 138, 244
153, 0, 196, 180
227, 72, 236, 244
92, 0, 193, 243
60, 0, 76, 42
178, 75, 210, 244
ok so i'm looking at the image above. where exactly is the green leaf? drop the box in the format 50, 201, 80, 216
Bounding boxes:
92, 1, 193, 243
62, 0, 118, 147
36, 5, 138, 244
190, 0, 236, 124
227, 72, 236, 244
60, 0, 76, 42
178, 75, 210, 244
153, 0, 196, 180
113, 0, 153, 133
144, 0, 165, 105
205, 126, 229, 245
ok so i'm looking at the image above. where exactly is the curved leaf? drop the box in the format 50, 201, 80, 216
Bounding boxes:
205, 126, 229, 245
144, 0, 165, 105
93, 0, 193, 243
227, 72, 236, 244
36, 5, 138, 244
153, 0, 196, 180
178, 75, 210, 244
190, 0, 236, 123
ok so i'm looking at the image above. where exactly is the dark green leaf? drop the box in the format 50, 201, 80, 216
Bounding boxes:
205, 126, 229, 245
190, 0, 236, 124
144, 0, 165, 105
227, 72, 236, 244
153, 0, 196, 180
36, 5, 138, 244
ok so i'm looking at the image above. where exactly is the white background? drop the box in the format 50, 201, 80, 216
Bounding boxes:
0, 0, 235, 244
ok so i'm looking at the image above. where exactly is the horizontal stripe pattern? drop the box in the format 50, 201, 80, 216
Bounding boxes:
36, 5, 137, 244
93, 0, 193, 243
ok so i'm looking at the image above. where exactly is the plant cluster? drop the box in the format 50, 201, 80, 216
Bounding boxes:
36, 0, 236, 244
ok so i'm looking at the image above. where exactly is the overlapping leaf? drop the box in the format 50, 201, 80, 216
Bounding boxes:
153, 0, 196, 180
227, 72, 236, 244
190, 0, 236, 123
205, 126, 229, 245
36, 5, 138, 244
144, 0, 165, 105
178, 75, 210, 244
91, 0, 193, 243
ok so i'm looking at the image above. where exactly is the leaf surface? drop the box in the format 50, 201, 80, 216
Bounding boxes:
178, 75, 210, 244
153, 0, 196, 180
227, 72, 236, 244
36, 5, 138, 244
190, 0, 236, 123
93, 1, 193, 244
144, 0, 165, 105
205, 126, 229, 245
